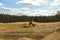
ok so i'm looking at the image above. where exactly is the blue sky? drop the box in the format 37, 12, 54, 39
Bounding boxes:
0, 0, 60, 16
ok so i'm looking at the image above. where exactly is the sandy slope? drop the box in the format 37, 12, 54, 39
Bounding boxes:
0, 37, 34, 40
42, 29, 60, 40
18, 37, 34, 40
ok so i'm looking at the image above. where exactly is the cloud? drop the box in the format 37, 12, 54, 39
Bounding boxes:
50, 0, 60, 6
31, 9, 57, 16
16, 0, 48, 6
0, 7, 12, 11
0, 7, 31, 16
0, 3, 5, 7
0, 7, 57, 16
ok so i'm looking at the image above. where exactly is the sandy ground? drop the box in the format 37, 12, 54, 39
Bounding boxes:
0, 22, 60, 40
42, 29, 60, 40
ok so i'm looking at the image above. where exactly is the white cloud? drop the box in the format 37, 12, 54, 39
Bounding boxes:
50, 0, 60, 6
0, 7, 57, 16
31, 9, 57, 16
0, 7, 11, 11
0, 3, 5, 7
0, 7, 31, 16
16, 0, 48, 6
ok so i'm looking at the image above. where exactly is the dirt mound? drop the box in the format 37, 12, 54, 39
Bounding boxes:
42, 28, 60, 40
18, 37, 34, 40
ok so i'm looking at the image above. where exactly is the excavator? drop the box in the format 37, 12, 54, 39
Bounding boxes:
22, 17, 35, 28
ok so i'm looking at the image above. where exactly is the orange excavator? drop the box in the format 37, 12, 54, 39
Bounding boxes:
23, 17, 35, 28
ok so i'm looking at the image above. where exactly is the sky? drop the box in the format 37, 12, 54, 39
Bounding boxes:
0, 0, 60, 16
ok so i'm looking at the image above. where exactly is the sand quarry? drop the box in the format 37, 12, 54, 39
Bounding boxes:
0, 22, 60, 40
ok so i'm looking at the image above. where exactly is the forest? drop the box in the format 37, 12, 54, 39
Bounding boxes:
0, 13, 60, 23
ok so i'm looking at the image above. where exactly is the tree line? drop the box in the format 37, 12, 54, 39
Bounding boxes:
0, 14, 60, 23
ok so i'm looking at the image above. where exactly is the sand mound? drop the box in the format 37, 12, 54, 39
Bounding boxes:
18, 37, 34, 40
42, 28, 60, 40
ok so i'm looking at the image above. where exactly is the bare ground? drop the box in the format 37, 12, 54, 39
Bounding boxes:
0, 22, 60, 40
